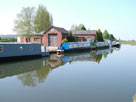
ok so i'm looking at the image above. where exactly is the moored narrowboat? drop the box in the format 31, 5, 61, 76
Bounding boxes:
0, 43, 49, 62
57, 42, 91, 54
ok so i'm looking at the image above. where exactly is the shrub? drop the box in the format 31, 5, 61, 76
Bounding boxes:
62, 38, 68, 43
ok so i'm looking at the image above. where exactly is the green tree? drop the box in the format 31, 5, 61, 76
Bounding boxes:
13, 7, 35, 36
67, 31, 76, 42
34, 5, 53, 33
109, 34, 116, 41
77, 24, 86, 30
71, 24, 86, 30
103, 29, 110, 39
96, 29, 104, 42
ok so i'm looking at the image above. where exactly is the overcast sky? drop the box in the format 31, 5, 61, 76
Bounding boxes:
0, 0, 135, 40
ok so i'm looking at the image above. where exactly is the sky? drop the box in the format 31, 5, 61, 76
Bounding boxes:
0, 0, 136, 40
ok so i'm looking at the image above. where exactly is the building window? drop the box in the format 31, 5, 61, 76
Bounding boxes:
26, 38, 30, 43
0, 46, 3, 53
34, 37, 40, 41
19, 46, 23, 51
50, 28, 55, 32
29, 46, 33, 51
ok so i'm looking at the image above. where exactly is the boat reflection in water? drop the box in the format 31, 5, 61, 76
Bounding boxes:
0, 47, 120, 87
59, 47, 119, 64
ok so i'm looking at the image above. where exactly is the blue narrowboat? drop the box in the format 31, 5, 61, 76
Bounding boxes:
57, 42, 91, 54
57, 40, 120, 55
0, 43, 49, 62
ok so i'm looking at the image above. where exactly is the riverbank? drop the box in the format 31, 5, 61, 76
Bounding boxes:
121, 40, 136, 45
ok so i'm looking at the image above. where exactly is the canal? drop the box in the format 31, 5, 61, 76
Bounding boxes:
0, 45, 136, 102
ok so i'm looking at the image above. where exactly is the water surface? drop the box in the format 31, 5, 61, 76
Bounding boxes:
0, 45, 136, 102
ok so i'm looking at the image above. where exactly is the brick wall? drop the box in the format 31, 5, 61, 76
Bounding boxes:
42, 28, 63, 46
22, 36, 42, 44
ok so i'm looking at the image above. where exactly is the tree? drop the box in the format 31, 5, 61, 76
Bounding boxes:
109, 34, 116, 41
96, 29, 104, 42
103, 29, 110, 39
13, 7, 35, 36
71, 24, 86, 30
34, 5, 53, 33
78, 24, 86, 30
67, 31, 76, 42
71, 24, 75, 30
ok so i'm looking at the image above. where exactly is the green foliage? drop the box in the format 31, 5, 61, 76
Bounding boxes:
103, 29, 110, 39
95, 54, 102, 64
103, 53, 108, 59
14, 5, 53, 37
0, 37, 17, 42
109, 34, 116, 41
34, 4, 53, 33
103, 30, 116, 41
67, 31, 76, 42
71, 24, 86, 30
62, 38, 68, 43
13, 7, 35, 36
121, 40, 136, 45
96, 29, 104, 42
17, 63, 51, 87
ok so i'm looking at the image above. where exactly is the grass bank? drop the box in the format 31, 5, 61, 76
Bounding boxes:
121, 40, 136, 45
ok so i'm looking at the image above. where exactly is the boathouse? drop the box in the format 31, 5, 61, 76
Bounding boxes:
42, 26, 68, 47
71, 30, 96, 42
20, 26, 68, 47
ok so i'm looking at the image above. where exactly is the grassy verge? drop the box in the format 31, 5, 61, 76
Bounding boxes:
121, 41, 136, 45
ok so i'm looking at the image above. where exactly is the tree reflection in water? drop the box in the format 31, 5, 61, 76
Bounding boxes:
0, 47, 120, 87
17, 61, 51, 87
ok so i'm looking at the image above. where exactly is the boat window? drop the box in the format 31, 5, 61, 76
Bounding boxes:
29, 46, 33, 51
19, 46, 23, 51
0, 46, 3, 53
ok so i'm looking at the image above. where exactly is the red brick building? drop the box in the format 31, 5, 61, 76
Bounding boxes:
21, 34, 43, 44
20, 26, 68, 47
19, 26, 96, 46
42, 26, 68, 46
71, 30, 96, 42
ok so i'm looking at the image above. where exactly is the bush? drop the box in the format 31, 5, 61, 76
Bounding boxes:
0, 37, 17, 42
62, 38, 68, 43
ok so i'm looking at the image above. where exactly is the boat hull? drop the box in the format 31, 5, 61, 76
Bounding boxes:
0, 54, 42, 63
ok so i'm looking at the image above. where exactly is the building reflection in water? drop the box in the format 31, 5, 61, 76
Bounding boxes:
0, 47, 120, 87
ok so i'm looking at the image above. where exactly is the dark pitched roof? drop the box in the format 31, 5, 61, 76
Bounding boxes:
53, 26, 68, 34
71, 30, 96, 35
43, 26, 68, 34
